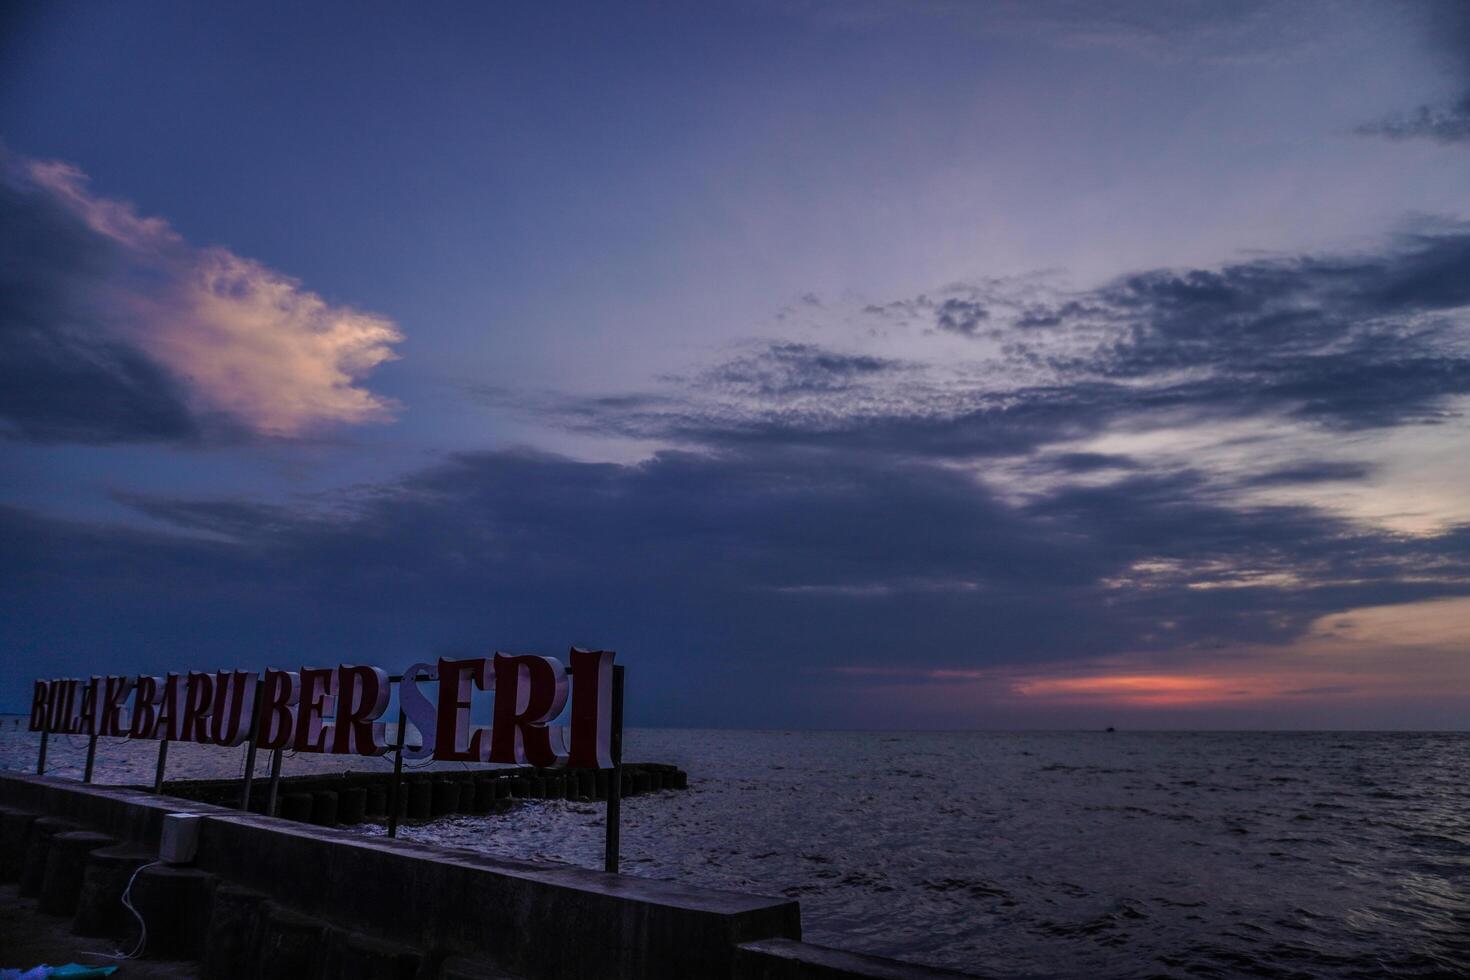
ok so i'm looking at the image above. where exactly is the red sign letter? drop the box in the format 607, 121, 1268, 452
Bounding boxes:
567, 648, 615, 769
209, 671, 258, 747
181, 672, 215, 743
129, 676, 164, 739
433, 658, 491, 762
294, 667, 337, 753
256, 670, 300, 751
152, 674, 183, 741
333, 666, 390, 756
489, 653, 568, 768
100, 676, 133, 737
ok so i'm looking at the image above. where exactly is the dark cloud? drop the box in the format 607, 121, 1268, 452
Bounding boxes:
0, 159, 201, 444
1356, 98, 1470, 145
1242, 462, 1376, 487
859, 291, 1006, 337
1356, 1, 1470, 145
6, 447, 1470, 723
697, 342, 904, 397
1076, 230, 1470, 429
935, 298, 989, 336
1048, 452, 1140, 473
530, 227, 1470, 460
1014, 301, 1102, 329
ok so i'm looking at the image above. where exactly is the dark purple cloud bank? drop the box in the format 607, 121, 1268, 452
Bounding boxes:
4, 437, 1469, 724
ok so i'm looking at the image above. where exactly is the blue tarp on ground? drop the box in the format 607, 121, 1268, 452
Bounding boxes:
1, 965, 119, 979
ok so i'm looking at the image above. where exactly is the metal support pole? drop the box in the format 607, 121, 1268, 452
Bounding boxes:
152, 740, 169, 794
82, 734, 98, 784
603, 664, 625, 874
36, 729, 48, 776
239, 678, 266, 811
265, 748, 283, 817
387, 707, 407, 839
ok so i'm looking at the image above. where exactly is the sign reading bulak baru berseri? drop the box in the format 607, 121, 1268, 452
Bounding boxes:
26, 649, 617, 770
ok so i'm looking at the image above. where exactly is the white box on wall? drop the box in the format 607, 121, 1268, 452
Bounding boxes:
159, 812, 202, 864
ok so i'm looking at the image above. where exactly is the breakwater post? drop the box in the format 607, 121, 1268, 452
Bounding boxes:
154, 760, 689, 828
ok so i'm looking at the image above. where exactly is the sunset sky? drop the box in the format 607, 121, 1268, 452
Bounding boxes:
3, 1, 1470, 728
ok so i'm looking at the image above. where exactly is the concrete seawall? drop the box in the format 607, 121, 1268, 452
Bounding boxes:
0, 772, 983, 980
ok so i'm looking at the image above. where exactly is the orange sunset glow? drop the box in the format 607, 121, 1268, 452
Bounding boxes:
1012, 674, 1254, 705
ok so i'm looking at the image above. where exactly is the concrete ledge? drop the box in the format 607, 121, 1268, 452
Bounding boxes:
1, 772, 799, 980
0, 772, 221, 848
197, 809, 800, 979
736, 939, 985, 980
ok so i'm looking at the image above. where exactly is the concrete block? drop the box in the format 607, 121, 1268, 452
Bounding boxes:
365, 783, 387, 816
396, 784, 411, 817
474, 780, 497, 814
735, 938, 983, 980
431, 781, 461, 817
339, 787, 368, 825
201, 882, 269, 980
409, 781, 432, 819
321, 928, 423, 980
578, 771, 596, 800
258, 902, 327, 977
128, 863, 219, 959
439, 955, 524, 979
281, 792, 313, 823
39, 829, 115, 915
73, 843, 154, 938
20, 816, 82, 897
310, 791, 340, 827
0, 806, 38, 881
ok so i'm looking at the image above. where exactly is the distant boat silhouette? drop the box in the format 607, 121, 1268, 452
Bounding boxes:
1105, 726, 1116, 733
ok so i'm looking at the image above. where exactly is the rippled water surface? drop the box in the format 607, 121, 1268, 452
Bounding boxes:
4, 725, 1468, 979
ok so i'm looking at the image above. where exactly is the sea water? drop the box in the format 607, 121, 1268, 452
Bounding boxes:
3, 724, 1466, 979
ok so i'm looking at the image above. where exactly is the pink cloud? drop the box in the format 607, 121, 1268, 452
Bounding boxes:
15, 151, 402, 437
